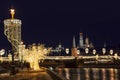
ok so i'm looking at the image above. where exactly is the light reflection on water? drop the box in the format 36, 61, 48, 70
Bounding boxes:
54, 68, 120, 80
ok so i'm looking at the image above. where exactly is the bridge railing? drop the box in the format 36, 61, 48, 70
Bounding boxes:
0, 55, 120, 62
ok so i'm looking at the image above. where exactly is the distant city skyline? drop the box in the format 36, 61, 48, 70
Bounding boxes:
0, 1, 120, 49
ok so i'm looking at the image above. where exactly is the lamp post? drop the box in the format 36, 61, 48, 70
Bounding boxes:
93, 49, 96, 55
77, 50, 80, 55
65, 48, 69, 54
109, 49, 113, 55
85, 48, 89, 54
102, 48, 106, 55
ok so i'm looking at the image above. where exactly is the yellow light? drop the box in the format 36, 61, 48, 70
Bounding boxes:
10, 9, 15, 19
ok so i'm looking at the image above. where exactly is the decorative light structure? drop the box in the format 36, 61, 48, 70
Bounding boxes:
4, 9, 22, 57
23, 44, 50, 70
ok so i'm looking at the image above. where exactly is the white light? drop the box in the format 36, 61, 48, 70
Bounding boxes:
102, 48, 106, 54
77, 50, 80, 55
10, 9, 15, 13
49, 67, 53, 70
93, 49, 96, 55
85, 48, 89, 54
0, 49, 5, 56
65, 48, 69, 54
109, 49, 113, 55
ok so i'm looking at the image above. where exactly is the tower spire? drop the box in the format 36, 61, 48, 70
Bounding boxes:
71, 35, 77, 57
73, 36, 76, 48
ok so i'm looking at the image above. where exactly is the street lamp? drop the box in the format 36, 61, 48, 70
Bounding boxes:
93, 49, 96, 55
109, 49, 113, 55
102, 48, 106, 55
65, 48, 69, 54
85, 48, 89, 54
77, 50, 80, 55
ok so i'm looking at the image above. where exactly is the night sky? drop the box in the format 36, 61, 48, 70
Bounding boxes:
0, 1, 120, 49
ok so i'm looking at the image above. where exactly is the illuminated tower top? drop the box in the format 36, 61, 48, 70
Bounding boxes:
72, 36, 76, 48
10, 9, 15, 19
85, 37, 89, 47
79, 32, 84, 48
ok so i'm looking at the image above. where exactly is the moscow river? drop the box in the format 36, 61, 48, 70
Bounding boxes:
53, 68, 120, 80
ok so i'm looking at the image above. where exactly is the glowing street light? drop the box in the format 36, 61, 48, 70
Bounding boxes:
85, 48, 89, 54
102, 48, 106, 55
109, 49, 113, 55
65, 48, 69, 54
93, 49, 96, 55
77, 50, 80, 55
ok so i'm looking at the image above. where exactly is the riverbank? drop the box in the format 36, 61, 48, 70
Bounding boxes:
0, 67, 67, 80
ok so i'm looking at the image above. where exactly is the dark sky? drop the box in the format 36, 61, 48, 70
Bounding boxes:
0, 1, 120, 49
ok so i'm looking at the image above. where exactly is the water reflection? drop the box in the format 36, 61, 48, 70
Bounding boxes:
85, 68, 89, 80
110, 68, 114, 80
64, 68, 70, 80
54, 68, 120, 80
76, 69, 80, 80
102, 68, 106, 80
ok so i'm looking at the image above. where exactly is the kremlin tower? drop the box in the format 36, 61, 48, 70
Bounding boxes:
79, 33, 84, 48
71, 36, 78, 57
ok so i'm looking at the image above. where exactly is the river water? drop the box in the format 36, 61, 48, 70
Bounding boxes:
53, 68, 120, 80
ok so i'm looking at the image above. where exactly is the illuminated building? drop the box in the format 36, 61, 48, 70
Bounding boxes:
85, 37, 94, 49
85, 37, 90, 48
4, 9, 22, 57
78, 33, 94, 49
50, 43, 66, 56
73, 36, 76, 48
71, 36, 77, 57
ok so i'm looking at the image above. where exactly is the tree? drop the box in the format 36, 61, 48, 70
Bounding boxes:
23, 44, 50, 70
